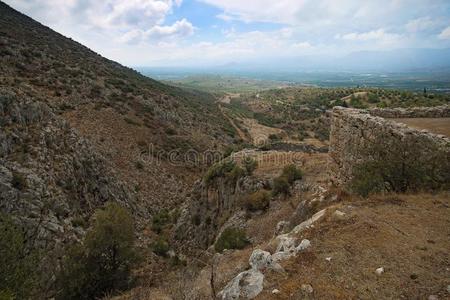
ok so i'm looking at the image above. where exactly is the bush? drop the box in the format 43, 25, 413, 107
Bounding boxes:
204, 160, 237, 184
152, 238, 169, 257
227, 165, 245, 183
272, 176, 290, 196
243, 190, 271, 211
215, 227, 249, 253
151, 210, 170, 234
350, 162, 386, 197
268, 134, 281, 142
349, 141, 449, 197
135, 161, 144, 170
57, 203, 139, 300
243, 157, 258, 175
164, 127, 177, 135
0, 214, 38, 300
191, 214, 201, 226
281, 164, 302, 184
11, 171, 27, 190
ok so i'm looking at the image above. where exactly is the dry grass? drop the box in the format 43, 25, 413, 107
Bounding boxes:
256, 192, 450, 299
391, 117, 450, 136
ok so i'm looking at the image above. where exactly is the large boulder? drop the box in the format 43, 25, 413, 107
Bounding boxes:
218, 269, 264, 300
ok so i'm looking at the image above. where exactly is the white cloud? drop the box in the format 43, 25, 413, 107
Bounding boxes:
336, 29, 401, 42
5, 0, 191, 44
438, 26, 450, 40
405, 17, 436, 32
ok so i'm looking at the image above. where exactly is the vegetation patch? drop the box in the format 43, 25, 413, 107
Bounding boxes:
57, 203, 139, 300
242, 190, 271, 211
215, 227, 249, 253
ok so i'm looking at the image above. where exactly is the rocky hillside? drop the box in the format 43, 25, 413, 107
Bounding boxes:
0, 0, 238, 291
0, 0, 237, 215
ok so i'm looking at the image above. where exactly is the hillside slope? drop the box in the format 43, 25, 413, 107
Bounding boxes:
0, 1, 237, 220
0, 1, 238, 291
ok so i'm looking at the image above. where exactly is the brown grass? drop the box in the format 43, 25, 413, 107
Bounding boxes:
256, 192, 450, 299
391, 118, 450, 136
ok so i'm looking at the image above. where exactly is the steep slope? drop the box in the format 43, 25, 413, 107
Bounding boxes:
0, 1, 239, 292
0, 1, 237, 216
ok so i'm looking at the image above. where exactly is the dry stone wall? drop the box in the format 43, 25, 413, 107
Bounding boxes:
329, 106, 450, 187
368, 105, 450, 118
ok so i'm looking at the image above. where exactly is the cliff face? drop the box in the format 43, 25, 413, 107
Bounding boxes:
329, 106, 450, 188
175, 174, 268, 251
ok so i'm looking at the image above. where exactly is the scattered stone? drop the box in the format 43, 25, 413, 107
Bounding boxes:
292, 209, 326, 234
275, 220, 289, 235
428, 295, 438, 300
296, 239, 311, 251
375, 267, 384, 275
333, 209, 346, 220
325, 257, 332, 262
272, 289, 280, 294
301, 284, 314, 294
218, 269, 264, 300
447, 285, 450, 293
249, 249, 273, 271
249, 249, 283, 272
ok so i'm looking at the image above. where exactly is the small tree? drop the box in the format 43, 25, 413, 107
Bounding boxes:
215, 227, 249, 253
281, 164, 303, 184
0, 214, 38, 300
272, 176, 290, 197
57, 203, 139, 300
243, 190, 271, 211
243, 157, 258, 175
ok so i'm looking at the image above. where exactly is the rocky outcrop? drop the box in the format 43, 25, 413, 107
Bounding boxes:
218, 209, 325, 299
0, 90, 138, 262
329, 106, 450, 187
175, 174, 268, 250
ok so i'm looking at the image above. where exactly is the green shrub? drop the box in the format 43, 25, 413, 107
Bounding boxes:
151, 238, 169, 257
71, 216, 87, 228
272, 176, 290, 196
349, 141, 449, 197
135, 161, 144, 170
227, 165, 245, 183
243, 157, 258, 175
0, 214, 38, 300
204, 160, 237, 184
57, 203, 138, 300
350, 162, 386, 197
243, 190, 271, 211
215, 227, 249, 253
268, 134, 281, 141
151, 209, 170, 234
164, 127, 177, 135
281, 164, 303, 184
11, 171, 27, 190
191, 214, 201, 226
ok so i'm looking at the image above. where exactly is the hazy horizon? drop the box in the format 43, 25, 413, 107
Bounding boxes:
4, 0, 450, 68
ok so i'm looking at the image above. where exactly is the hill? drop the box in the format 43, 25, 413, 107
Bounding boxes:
0, 1, 238, 294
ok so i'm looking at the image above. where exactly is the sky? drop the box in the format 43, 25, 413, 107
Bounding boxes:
4, 0, 450, 67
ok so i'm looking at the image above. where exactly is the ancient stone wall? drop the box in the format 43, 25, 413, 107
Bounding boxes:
368, 105, 450, 118
329, 106, 450, 187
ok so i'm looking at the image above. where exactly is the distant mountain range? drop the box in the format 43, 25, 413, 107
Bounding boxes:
139, 48, 450, 74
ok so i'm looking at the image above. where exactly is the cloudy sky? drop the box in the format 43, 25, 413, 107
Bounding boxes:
5, 0, 450, 67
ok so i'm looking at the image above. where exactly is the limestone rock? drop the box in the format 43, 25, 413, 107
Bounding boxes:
218, 269, 264, 300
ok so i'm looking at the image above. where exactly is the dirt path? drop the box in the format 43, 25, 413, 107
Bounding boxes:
239, 118, 284, 146
218, 103, 249, 142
